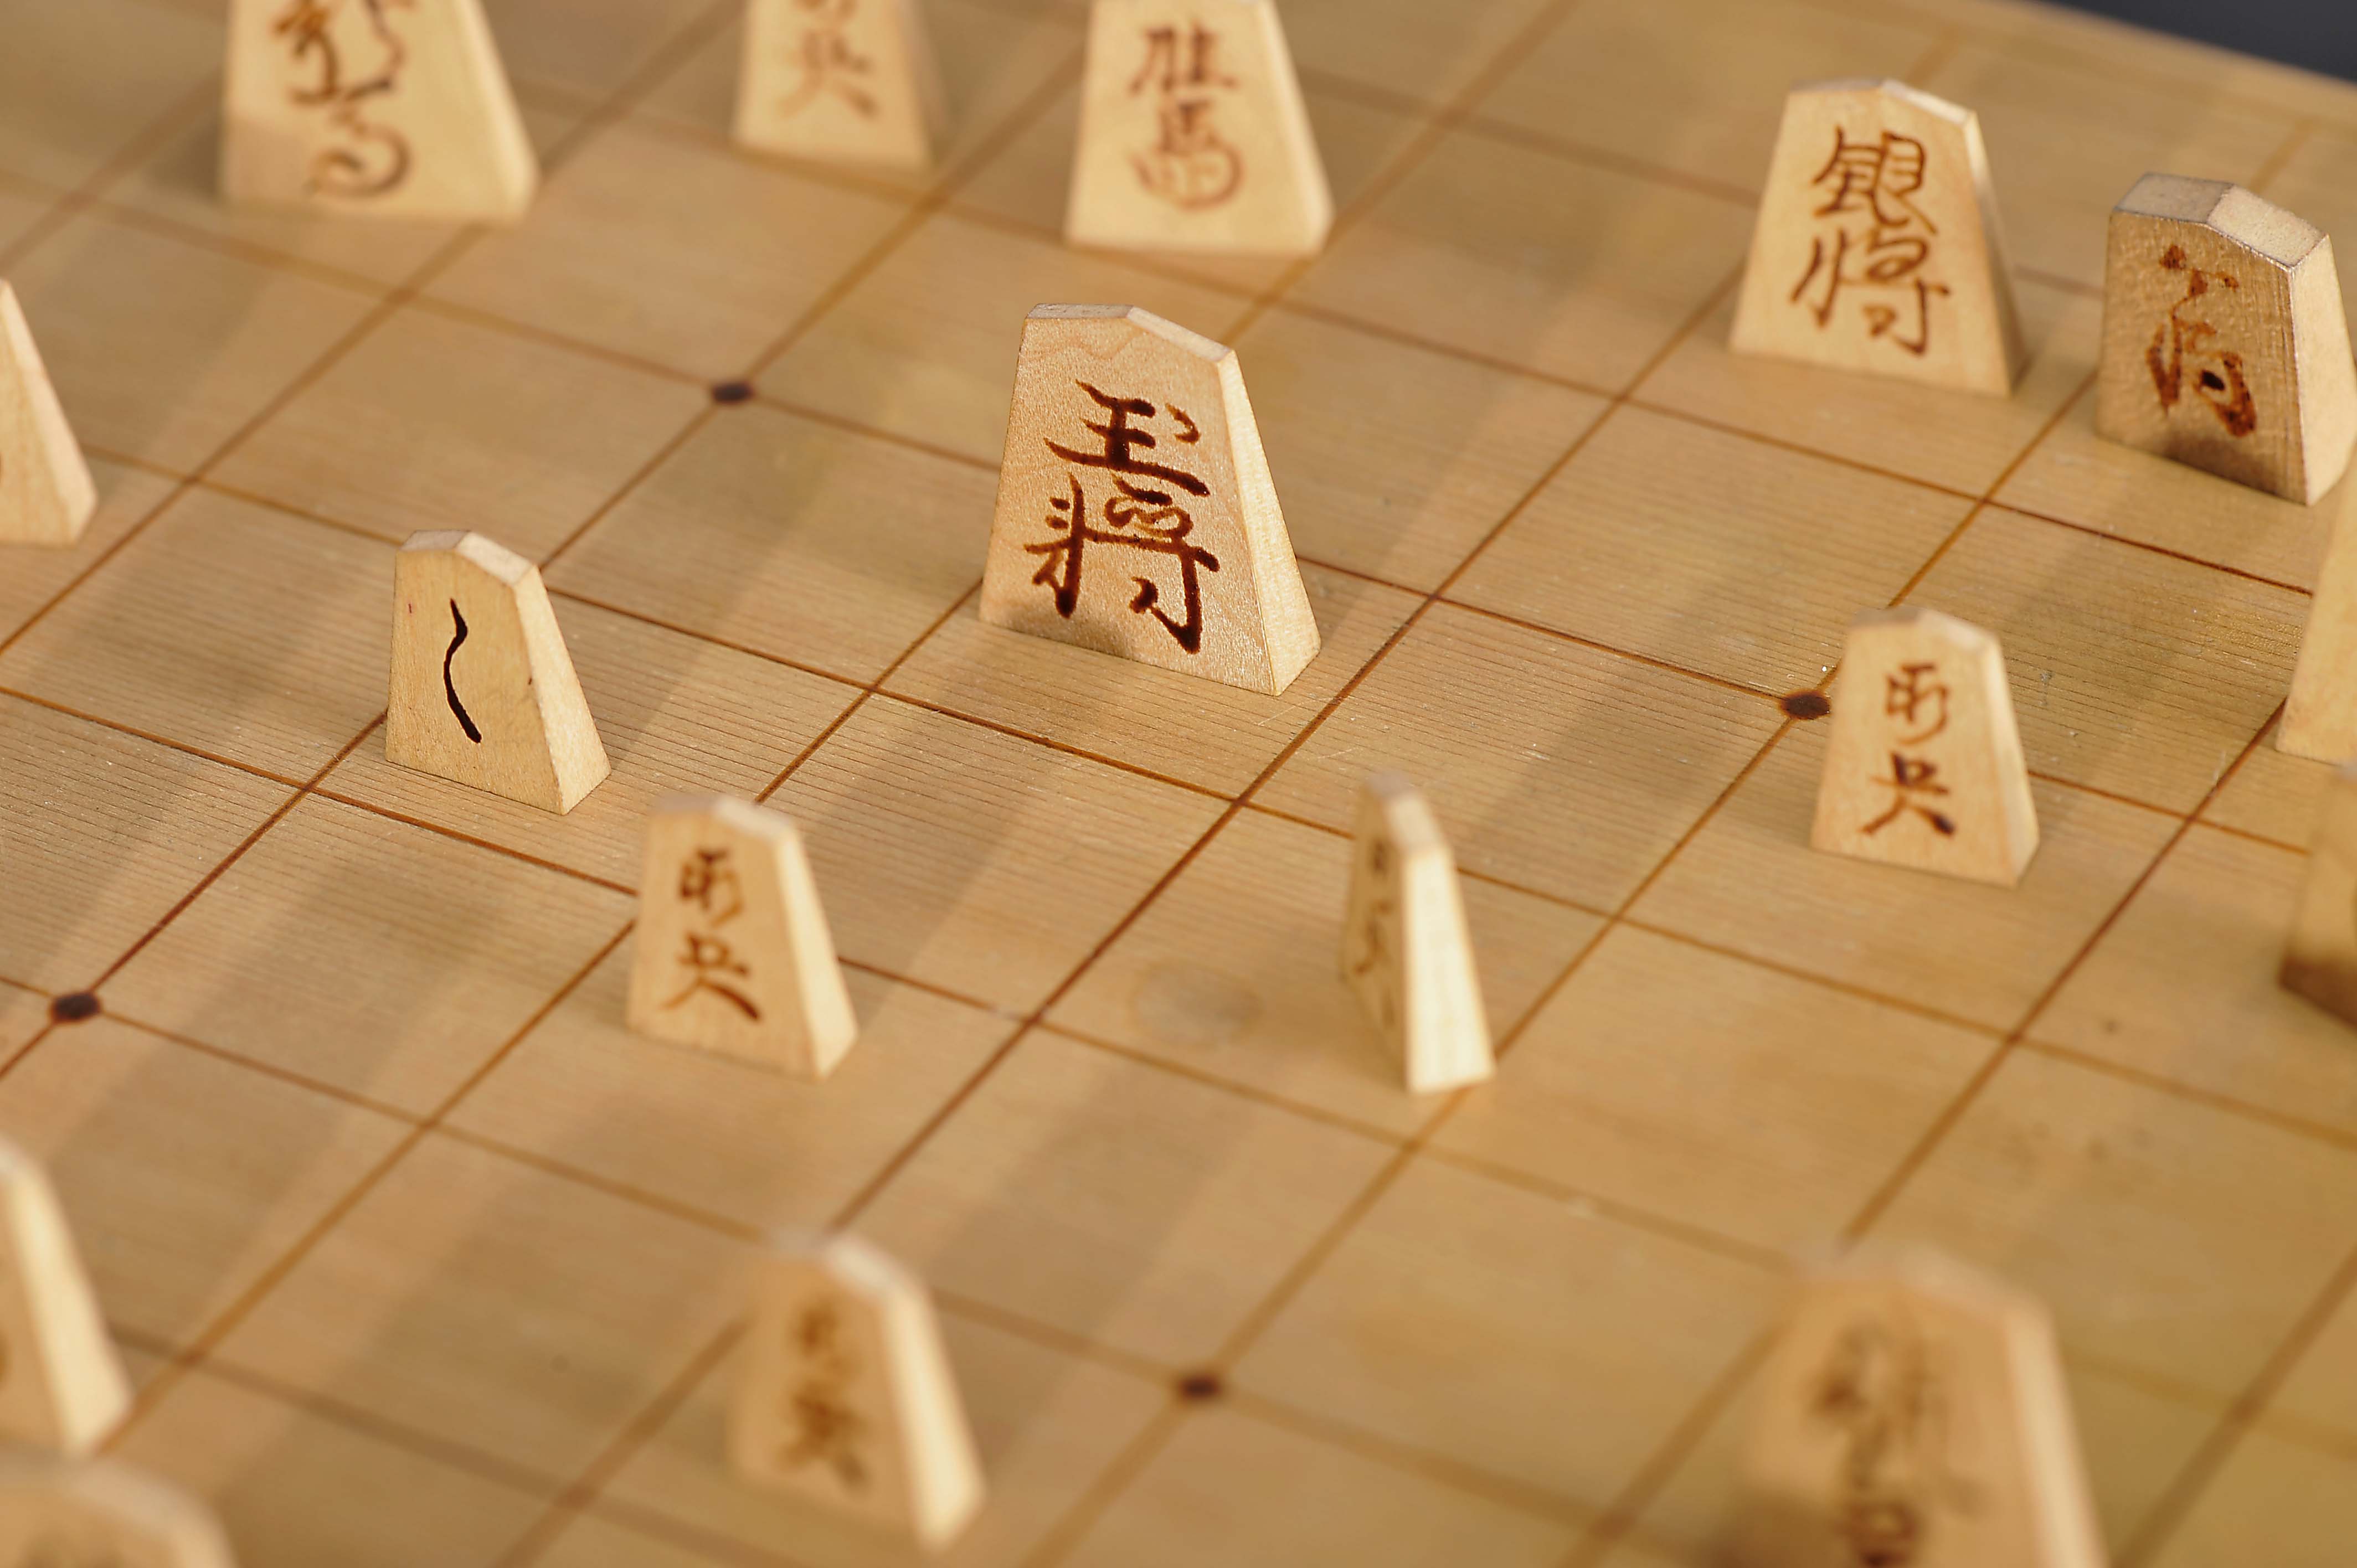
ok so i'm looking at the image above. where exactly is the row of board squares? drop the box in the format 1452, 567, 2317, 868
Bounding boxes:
9, 3, 2357, 1565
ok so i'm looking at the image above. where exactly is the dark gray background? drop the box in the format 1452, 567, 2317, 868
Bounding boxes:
2064, 0, 2357, 80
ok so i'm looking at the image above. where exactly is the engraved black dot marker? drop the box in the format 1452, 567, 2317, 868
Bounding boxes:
48, 992, 100, 1024
711, 380, 754, 405
1176, 1370, 1223, 1402
444, 599, 483, 744
1780, 690, 1831, 720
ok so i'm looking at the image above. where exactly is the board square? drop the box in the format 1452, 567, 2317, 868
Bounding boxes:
1632, 723, 2179, 1029
0, 488, 392, 780
855, 1031, 1395, 1364
548, 403, 993, 684
2147, 1428, 2357, 1568
102, 795, 633, 1115
768, 699, 1226, 1013
480, 0, 718, 101
0, 0, 219, 192
2202, 718, 2329, 846
1452, 405, 1977, 693
1280, 0, 1558, 108
1048, 806, 1600, 1136
0, 1015, 409, 1347
0, 459, 180, 646
1432, 925, 1993, 1252
0, 695, 290, 993
1259, 602, 1785, 909
603, 1310, 1165, 1567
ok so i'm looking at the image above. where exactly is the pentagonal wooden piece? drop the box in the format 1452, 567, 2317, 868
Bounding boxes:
0, 281, 97, 549
981, 303, 1321, 694
730, 1233, 984, 1551
0, 1138, 131, 1457
736, 0, 948, 173
1341, 773, 1493, 1095
626, 795, 858, 1080
1810, 607, 2039, 888
2282, 510, 2357, 762
385, 530, 610, 814
222, 0, 538, 223
2282, 761, 2357, 1027
1068, 0, 1332, 257
0, 1458, 238, 1568
1731, 79, 2025, 395
1736, 1249, 2104, 1568
2094, 174, 2357, 503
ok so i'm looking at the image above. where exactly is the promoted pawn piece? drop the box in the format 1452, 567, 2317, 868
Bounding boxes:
1730, 79, 2025, 395
732, 1233, 984, 1551
0, 1137, 131, 1456
2281, 509, 2357, 761
1811, 607, 2039, 888
222, 0, 538, 223
981, 304, 1321, 694
0, 281, 98, 548
0, 1458, 238, 1568
1341, 773, 1493, 1095
2281, 761, 2357, 1027
737, 0, 948, 173
627, 796, 858, 1080
386, 530, 610, 814
2094, 174, 2357, 503
1735, 1248, 2104, 1568
1067, 0, 1332, 257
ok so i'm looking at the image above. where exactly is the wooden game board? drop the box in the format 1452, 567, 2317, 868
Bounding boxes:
4, 0, 2357, 1562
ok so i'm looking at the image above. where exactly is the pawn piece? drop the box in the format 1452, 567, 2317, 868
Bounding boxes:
2281, 509, 2357, 761
0, 281, 98, 548
731, 1233, 984, 1551
222, 0, 538, 223
0, 1137, 131, 1456
2281, 761, 2357, 1025
626, 796, 858, 1080
1067, 0, 1332, 257
386, 530, 610, 814
2094, 174, 2357, 503
980, 304, 1321, 694
1730, 79, 2025, 395
1810, 607, 2038, 888
736, 0, 948, 173
0, 1458, 237, 1567
1735, 1248, 2103, 1568
1341, 773, 1493, 1095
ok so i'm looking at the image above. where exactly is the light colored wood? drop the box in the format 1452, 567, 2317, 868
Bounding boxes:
729, 1231, 984, 1551
385, 529, 610, 815
2283, 507, 2357, 761
735, 0, 949, 173
1811, 606, 2040, 888
1735, 1247, 2106, 1568
2281, 761, 2357, 1027
0, 1136, 131, 1457
1340, 772, 1493, 1095
0, 281, 97, 550
0, 1457, 237, 1567
981, 304, 1321, 695
1067, 0, 1332, 257
220, 0, 538, 223
625, 795, 858, 1081
1731, 79, 2026, 395
2093, 174, 2357, 504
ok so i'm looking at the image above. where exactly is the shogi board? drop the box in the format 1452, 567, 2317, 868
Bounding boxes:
6, 0, 2357, 1564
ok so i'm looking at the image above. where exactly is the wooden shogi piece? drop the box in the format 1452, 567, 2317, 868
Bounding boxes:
2094, 174, 2357, 503
0, 280, 98, 549
1341, 773, 1493, 1095
736, 0, 949, 173
0, 1459, 237, 1567
731, 1232, 985, 1551
2282, 760, 2357, 1026
1735, 1248, 2104, 1568
1811, 607, 2039, 888
385, 530, 610, 814
2282, 507, 2357, 761
981, 303, 1321, 695
0, 1137, 131, 1457
222, 0, 539, 223
626, 795, 860, 1081
1730, 79, 2026, 395
1068, 0, 1332, 257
